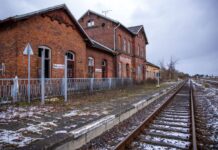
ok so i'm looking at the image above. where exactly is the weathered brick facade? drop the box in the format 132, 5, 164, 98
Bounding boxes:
0, 4, 158, 81
79, 10, 148, 82
87, 47, 115, 78
0, 5, 115, 79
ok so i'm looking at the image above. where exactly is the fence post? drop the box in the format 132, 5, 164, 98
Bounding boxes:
64, 55, 68, 102
90, 78, 94, 92
109, 78, 112, 89
12, 76, 19, 103
41, 49, 45, 105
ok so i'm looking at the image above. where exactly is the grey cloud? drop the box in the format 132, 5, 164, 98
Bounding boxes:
0, 0, 217, 75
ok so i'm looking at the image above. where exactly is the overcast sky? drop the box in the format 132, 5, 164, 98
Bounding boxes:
0, 0, 217, 76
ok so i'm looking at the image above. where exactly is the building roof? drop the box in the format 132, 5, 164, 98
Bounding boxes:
90, 39, 116, 55
128, 25, 143, 34
146, 61, 160, 69
0, 4, 93, 44
128, 25, 148, 44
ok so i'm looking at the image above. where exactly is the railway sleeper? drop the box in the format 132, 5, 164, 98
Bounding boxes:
149, 125, 190, 134
158, 116, 190, 122
130, 141, 175, 150
154, 120, 190, 128
138, 135, 191, 149
144, 130, 190, 141
159, 114, 190, 119
157, 118, 190, 124
163, 109, 189, 115
161, 112, 190, 116
149, 124, 190, 132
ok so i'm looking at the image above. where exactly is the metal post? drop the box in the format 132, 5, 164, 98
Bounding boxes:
64, 55, 68, 102
27, 49, 31, 103
109, 78, 112, 89
156, 72, 160, 87
90, 78, 94, 92
12, 76, 19, 103
41, 49, 45, 105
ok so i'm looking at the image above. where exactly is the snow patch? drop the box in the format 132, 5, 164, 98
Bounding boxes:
55, 130, 67, 134
63, 110, 79, 117
0, 129, 42, 147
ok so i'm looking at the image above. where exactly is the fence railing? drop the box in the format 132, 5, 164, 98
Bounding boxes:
0, 77, 133, 104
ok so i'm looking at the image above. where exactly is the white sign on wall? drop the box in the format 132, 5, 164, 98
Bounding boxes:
53, 64, 65, 69
95, 68, 102, 73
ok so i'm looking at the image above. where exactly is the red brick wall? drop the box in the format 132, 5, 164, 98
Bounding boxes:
0, 23, 18, 78
79, 13, 115, 50
86, 47, 115, 78
0, 9, 87, 78
79, 12, 148, 81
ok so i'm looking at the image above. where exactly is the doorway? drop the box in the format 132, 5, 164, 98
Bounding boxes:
66, 52, 75, 78
38, 46, 51, 78
102, 59, 107, 78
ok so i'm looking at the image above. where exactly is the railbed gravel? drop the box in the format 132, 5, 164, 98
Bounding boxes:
194, 80, 218, 149
79, 88, 177, 150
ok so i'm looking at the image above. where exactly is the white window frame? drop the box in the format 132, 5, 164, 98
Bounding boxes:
87, 20, 95, 27
88, 57, 94, 66
66, 51, 75, 61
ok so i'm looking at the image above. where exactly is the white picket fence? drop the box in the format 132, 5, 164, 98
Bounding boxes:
0, 77, 133, 104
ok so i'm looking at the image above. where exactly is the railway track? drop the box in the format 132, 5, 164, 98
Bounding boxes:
115, 80, 197, 150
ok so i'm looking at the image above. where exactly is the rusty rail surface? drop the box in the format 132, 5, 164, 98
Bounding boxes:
190, 80, 198, 150
114, 80, 198, 150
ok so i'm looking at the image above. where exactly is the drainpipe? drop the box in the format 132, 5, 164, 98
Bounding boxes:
113, 23, 120, 77
113, 23, 120, 50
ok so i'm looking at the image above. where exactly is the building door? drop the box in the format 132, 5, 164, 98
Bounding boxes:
66, 52, 75, 78
38, 46, 51, 78
102, 60, 107, 78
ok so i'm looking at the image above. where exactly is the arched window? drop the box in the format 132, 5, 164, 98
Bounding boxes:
87, 20, 95, 27
144, 46, 146, 59
102, 59, 107, 78
123, 38, 126, 52
66, 51, 75, 78
128, 41, 131, 54
137, 44, 140, 56
88, 57, 95, 78
118, 35, 122, 50
126, 64, 130, 78
38, 46, 51, 78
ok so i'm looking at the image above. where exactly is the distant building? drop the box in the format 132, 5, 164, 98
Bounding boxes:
146, 61, 160, 79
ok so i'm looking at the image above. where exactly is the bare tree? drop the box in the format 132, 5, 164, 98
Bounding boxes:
167, 56, 179, 80
159, 57, 179, 81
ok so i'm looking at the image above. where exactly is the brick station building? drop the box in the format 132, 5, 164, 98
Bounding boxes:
0, 4, 159, 82
79, 10, 148, 82
0, 4, 115, 79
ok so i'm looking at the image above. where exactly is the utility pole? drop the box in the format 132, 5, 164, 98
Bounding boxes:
102, 10, 112, 16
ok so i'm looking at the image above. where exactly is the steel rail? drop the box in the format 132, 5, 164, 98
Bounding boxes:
114, 81, 187, 150
190, 80, 198, 150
